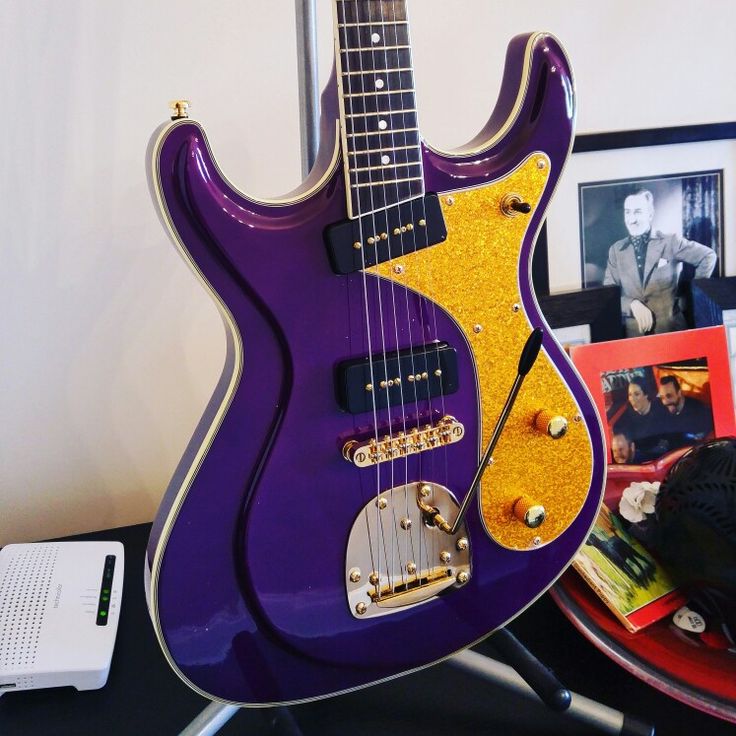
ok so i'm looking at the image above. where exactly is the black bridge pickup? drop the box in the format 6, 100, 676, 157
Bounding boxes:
324, 194, 447, 275
337, 342, 459, 415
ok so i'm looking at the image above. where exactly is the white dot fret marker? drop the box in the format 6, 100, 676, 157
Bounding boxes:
371, 33, 380, 43
378, 119, 388, 130
381, 155, 390, 165
375, 78, 385, 89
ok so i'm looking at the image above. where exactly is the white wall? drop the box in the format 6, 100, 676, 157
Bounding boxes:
2, 1, 735, 545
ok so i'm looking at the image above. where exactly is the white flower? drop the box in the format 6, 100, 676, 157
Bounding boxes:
619, 481, 661, 523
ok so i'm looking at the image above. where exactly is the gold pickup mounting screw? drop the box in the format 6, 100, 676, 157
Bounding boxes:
406, 562, 417, 575
445, 196, 455, 206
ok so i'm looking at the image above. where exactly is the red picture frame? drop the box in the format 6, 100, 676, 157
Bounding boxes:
571, 325, 736, 471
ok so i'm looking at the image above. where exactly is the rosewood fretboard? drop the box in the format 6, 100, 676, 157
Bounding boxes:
334, 0, 423, 218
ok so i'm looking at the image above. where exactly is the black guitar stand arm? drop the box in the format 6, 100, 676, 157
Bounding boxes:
446, 628, 655, 736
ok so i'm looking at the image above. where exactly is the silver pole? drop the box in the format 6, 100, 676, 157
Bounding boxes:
295, 0, 320, 176
178, 702, 239, 736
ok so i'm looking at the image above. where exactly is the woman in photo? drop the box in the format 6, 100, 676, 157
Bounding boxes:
612, 378, 670, 461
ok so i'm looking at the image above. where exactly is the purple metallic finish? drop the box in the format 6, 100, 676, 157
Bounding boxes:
147, 33, 605, 704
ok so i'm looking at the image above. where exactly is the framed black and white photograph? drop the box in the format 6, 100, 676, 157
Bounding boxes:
541, 123, 736, 338
578, 170, 723, 288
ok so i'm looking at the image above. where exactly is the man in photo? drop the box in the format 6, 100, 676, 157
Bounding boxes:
658, 374, 713, 445
603, 189, 717, 337
610, 430, 642, 465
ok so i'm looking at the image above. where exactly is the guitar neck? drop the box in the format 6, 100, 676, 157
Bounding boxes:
334, 0, 424, 218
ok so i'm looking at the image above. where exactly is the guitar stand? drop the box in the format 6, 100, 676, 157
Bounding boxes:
178, 627, 654, 736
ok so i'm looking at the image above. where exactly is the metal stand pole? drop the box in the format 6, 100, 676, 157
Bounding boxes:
179, 702, 239, 736
294, 0, 319, 177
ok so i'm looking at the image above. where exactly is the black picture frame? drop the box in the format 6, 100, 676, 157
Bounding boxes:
538, 285, 623, 344
691, 276, 736, 327
532, 122, 736, 296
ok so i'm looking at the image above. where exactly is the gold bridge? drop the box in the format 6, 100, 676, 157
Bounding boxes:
342, 415, 464, 468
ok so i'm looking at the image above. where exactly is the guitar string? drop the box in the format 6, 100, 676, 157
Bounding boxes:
368, 0, 413, 593
385, 0, 435, 579
350, 0, 396, 595
377, 0, 426, 584
338, 0, 381, 594
397, 0, 453, 565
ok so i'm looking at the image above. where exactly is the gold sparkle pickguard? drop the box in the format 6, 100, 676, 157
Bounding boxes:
370, 154, 593, 549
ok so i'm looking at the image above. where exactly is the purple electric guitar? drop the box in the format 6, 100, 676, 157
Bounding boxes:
146, 1, 605, 706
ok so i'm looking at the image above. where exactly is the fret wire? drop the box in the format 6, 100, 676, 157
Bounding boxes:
347, 128, 419, 138
351, 177, 423, 188
342, 68, 412, 76
348, 145, 418, 156
346, 109, 417, 119
338, 21, 409, 27
344, 88, 415, 98
353, 162, 421, 172
341, 45, 410, 52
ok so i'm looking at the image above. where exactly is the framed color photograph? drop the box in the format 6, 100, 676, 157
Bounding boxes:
569, 325, 735, 467
542, 123, 736, 336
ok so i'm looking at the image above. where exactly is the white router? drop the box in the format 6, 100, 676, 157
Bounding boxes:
0, 541, 124, 695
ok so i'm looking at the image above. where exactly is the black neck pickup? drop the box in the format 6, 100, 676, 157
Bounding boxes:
336, 341, 459, 415
324, 193, 446, 275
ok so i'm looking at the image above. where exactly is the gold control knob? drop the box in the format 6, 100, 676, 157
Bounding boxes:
169, 100, 191, 119
534, 410, 568, 439
513, 495, 546, 529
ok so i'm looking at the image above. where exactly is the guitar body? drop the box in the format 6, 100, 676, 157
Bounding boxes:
146, 32, 605, 705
